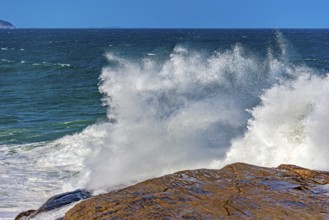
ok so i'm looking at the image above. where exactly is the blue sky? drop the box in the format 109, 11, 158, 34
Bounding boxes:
0, 0, 328, 28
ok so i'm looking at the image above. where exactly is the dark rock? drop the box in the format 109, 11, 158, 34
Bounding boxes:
65, 163, 329, 220
14, 210, 36, 220
15, 189, 91, 219
36, 189, 91, 213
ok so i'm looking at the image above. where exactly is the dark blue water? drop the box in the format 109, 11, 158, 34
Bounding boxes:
1, 29, 329, 219
1, 29, 329, 145
0, 29, 327, 145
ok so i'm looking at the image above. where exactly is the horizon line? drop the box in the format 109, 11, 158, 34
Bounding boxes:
6, 27, 329, 30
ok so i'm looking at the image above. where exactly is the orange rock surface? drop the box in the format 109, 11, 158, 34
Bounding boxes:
64, 163, 329, 219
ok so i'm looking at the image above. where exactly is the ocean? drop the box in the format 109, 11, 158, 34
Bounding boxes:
1, 29, 329, 219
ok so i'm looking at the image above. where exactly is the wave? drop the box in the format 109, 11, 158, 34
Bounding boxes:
38, 33, 326, 194
4, 32, 329, 206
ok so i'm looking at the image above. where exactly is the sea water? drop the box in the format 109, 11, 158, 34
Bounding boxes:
1, 29, 329, 219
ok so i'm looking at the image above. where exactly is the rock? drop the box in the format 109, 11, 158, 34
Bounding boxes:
0, 19, 15, 29
14, 210, 36, 220
35, 189, 91, 213
65, 163, 329, 219
15, 189, 91, 219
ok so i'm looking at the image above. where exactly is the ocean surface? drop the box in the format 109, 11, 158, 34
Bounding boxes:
1, 29, 329, 219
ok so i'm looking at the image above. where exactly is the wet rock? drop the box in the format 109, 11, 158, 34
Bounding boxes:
65, 163, 329, 220
36, 189, 91, 213
15, 189, 91, 219
14, 210, 36, 220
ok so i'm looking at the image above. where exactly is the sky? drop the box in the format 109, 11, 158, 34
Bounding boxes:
0, 0, 328, 28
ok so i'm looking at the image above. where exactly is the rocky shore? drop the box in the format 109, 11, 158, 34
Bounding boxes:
17, 163, 329, 219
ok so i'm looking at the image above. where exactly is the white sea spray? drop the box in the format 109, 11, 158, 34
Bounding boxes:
63, 42, 329, 193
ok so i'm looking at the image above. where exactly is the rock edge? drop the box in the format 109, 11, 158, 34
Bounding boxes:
64, 163, 329, 219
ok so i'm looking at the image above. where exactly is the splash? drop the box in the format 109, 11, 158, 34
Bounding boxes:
223, 73, 329, 169
16, 35, 328, 196
64, 41, 329, 193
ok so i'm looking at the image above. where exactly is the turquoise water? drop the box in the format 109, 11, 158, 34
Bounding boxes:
1, 29, 329, 219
